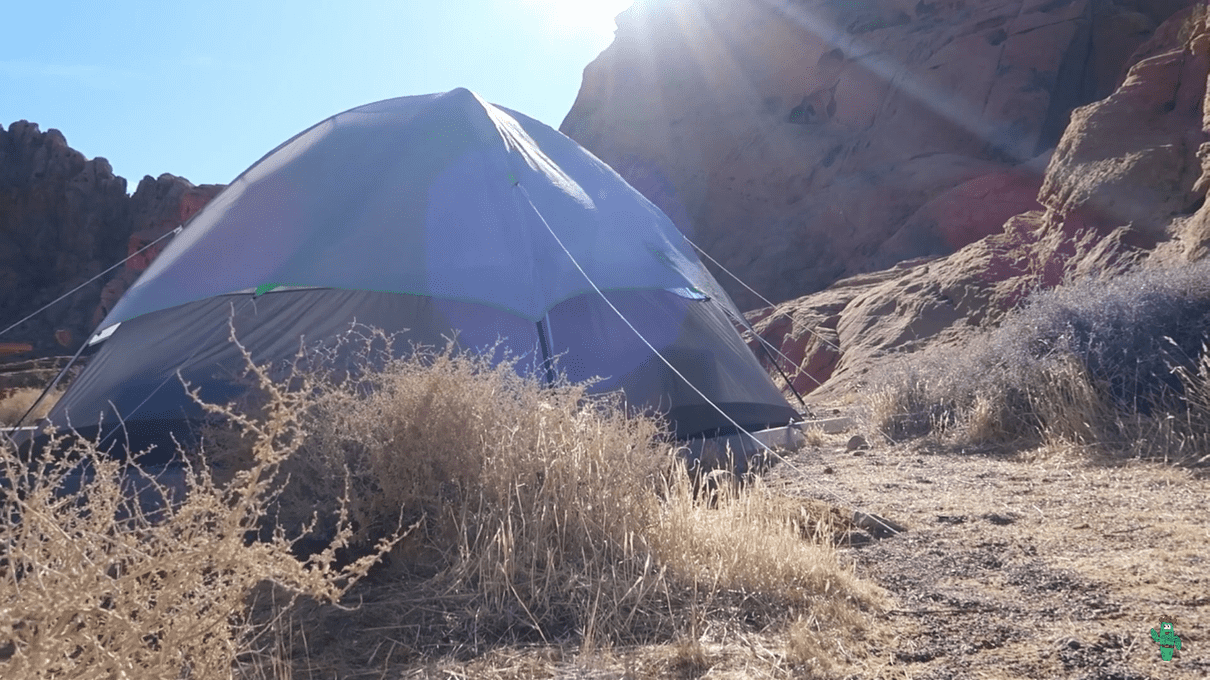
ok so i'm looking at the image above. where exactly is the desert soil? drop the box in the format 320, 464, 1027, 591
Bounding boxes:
766, 417, 1209, 680
261, 411, 1209, 680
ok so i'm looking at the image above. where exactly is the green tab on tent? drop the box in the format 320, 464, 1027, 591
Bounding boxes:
254, 283, 282, 297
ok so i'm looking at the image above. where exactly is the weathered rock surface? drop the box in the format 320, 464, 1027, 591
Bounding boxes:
0, 121, 222, 359
562, 0, 1199, 310
1040, 3, 1210, 246
745, 5, 1210, 398
879, 159, 1049, 260
92, 176, 221, 328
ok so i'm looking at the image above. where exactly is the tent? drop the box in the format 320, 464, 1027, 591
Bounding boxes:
26, 88, 800, 465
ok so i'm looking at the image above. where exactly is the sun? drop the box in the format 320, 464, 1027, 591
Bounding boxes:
522, 0, 635, 39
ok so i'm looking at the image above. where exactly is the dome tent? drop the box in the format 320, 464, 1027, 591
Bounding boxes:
30, 88, 800, 465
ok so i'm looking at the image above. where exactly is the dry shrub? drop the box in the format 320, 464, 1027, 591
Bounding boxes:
1165, 347, 1210, 464
862, 259, 1210, 463
0, 382, 393, 678
197, 323, 883, 672
2, 318, 884, 678
803, 424, 827, 447
862, 369, 941, 443
203, 326, 674, 643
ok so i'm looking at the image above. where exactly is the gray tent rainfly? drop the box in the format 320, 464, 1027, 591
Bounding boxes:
32, 88, 800, 464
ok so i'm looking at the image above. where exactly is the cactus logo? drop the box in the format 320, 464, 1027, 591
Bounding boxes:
1149, 619, 1182, 661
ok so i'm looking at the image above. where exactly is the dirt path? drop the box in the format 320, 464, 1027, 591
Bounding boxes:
770, 426, 1210, 679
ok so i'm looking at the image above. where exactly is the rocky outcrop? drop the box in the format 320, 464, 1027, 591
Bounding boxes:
0, 121, 222, 359
745, 4, 1210, 397
562, 0, 1199, 310
92, 176, 222, 328
0, 122, 130, 359
1040, 3, 1209, 246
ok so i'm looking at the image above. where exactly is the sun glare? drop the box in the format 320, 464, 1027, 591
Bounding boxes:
522, 0, 634, 39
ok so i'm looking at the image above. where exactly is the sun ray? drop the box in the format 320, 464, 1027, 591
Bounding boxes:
520, 0, 634, 40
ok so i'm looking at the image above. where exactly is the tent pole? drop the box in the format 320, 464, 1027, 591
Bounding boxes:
535, 319, 556, 387
718, 304, 809, 411
5, 334, 92, 444
753, 331, 809, 411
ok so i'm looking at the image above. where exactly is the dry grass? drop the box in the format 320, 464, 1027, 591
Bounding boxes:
0, 386, 63, 427
2, 322, 887, 678
803, 424, 828, 447
0, 386, 391, 678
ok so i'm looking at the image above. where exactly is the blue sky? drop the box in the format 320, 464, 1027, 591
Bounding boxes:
1, 0, 632, 188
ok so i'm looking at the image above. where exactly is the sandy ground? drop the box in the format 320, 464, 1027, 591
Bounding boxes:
252, 415, 1209, 679
766, 425, 1209, 679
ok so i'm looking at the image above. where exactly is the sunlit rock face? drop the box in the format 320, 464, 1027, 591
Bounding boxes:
746, 5, 1210, 397
1040, 5, 1210, 249
561, 0, 1197, 310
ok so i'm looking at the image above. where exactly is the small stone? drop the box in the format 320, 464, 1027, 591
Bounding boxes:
846, 434, 869, 451
852, 512, 906, 538
835, 531, 873, 548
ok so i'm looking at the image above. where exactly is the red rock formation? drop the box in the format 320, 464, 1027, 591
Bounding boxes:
745, 4, 1210, 396
1040, 3, 1209, 246
0, 121, 131, 358
878, 163, 1049, 258
92, 176, 222, 328
0, 121, 223, 357
562, 0, 1199, 310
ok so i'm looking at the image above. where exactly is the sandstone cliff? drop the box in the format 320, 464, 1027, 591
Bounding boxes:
561, 0, 1199, 310
745, 4, 1210, 397
0, 121, 221, 359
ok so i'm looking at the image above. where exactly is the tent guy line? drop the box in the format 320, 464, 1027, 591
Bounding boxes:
0, 227, 183, 342
528, 179, 902, 534
521, 179, 788, 456
685, 236, 840, 354
3, 227, 188, 439
684, 236, 837, 390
